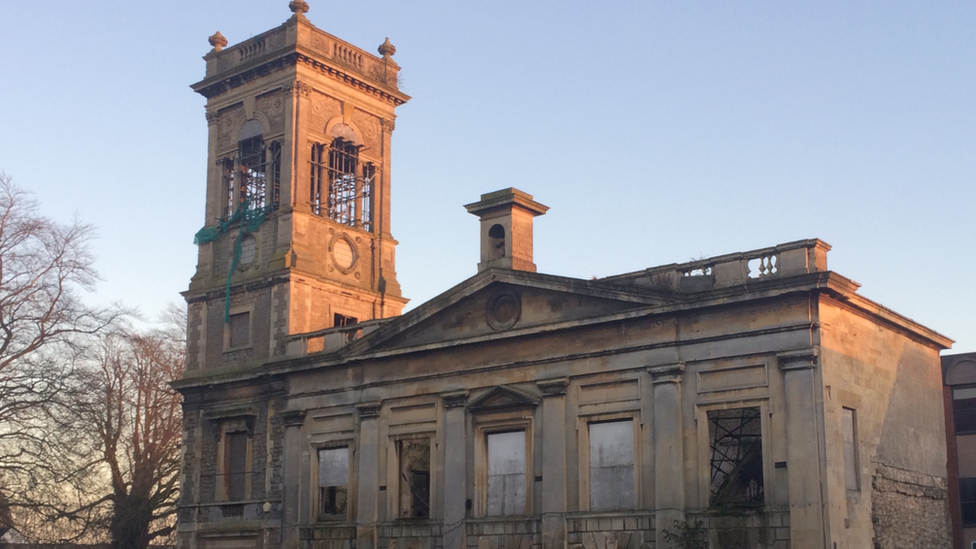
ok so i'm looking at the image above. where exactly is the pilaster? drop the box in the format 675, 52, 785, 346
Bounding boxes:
538, 378, 569, 549
280, 410, 305, 548
648, 363, 685, 547
778, 348, 827, 549
356, 401, 382, 549
441, 390, 469, 549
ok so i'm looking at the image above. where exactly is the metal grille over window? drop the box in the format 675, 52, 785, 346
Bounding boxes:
222, 120, 281, 216
398, 439, 431, 518
310, 139, 374, 231
708, 407, 764, 506
486, 431, 525, 516
589, 420, 635, 511
319, 447, 349, 517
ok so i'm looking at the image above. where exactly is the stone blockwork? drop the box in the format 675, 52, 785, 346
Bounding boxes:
567, 514, 655, 549
465, 519, 540, 549
871, 464, 951, 549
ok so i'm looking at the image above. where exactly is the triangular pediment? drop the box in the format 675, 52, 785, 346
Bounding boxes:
467, 385, 540, 412
339, 269, 676, 357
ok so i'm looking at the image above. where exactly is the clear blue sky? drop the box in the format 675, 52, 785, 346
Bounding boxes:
1, 1, 973, 351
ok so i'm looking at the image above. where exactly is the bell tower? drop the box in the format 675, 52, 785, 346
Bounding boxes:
184, 1, 409, 373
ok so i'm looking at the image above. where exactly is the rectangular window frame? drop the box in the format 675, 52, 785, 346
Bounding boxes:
696, 399, 770, 510
216, 420, 253, 503
313, 439, 355, 523
224, 305, 254, 352
474, 415, 533, 518
387, 432, 434, 520
577, 412, 640, 511
842, 407, 859, 492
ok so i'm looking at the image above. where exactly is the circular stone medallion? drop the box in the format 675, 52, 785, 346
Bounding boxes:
332, 237, 357, 271
486, 288, 521, 331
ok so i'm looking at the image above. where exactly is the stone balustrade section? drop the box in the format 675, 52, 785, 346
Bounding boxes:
206, 21, 400, 90
603, 238, 831, 292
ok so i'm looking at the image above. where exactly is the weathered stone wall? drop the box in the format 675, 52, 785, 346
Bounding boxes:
566, 514, 654, 549
871, 464, 951, 549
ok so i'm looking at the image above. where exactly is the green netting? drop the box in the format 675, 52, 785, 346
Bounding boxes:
193, 199, 274, 322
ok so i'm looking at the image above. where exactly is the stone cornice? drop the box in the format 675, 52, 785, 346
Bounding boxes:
191, 51, 409, 107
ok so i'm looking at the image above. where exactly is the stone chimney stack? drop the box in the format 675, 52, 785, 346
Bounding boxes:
465, 188, 549, 272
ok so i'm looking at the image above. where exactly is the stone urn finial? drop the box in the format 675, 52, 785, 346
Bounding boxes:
289, 0, 310, 15
378, 37, 396, 59
209, 31, 228, 52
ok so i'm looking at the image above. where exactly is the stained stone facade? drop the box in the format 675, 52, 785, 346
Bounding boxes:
174, 5, 954, 549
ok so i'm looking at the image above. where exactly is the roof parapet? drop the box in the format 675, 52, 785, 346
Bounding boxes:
603, 239, 833, 292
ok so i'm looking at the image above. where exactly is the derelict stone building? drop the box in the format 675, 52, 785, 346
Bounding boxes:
174, 4, 954, 549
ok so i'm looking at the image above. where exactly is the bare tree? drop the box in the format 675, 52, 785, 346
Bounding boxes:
0, 174, 122, 535
21, 316, 185, 549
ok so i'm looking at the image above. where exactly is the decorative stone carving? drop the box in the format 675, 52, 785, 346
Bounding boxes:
486, 288, 521, 331
356, 401, 381, 419
441, 389, 469, 409
537, 378, 568, 397
289, 0, 309, 15
208, 31, 228, 52
381, 118, 395, 134
378, 37, 396, 59
205, 111, 220, 126
285, 81, 312, 98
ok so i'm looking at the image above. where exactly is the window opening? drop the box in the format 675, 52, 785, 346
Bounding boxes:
310, 139, 374, 231
319, 447, 349, 517
334, 313, 358, 327
486, 431, 525, 516
589, 420, 635, 510
961, 478, 976, 526
225, 432, 248, 501
397, 439, 431, 518
842, 408, 858, 491
488, 224, 506, 260
954, 387, 976, 434
708, 407, 764, 507
228, 312, 250, 348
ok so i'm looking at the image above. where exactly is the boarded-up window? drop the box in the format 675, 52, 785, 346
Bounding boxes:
843, 408, 858, 491
229, 312, 250, 348
487, 431, 525, 516
398, 439, 431, 518
589, 420, 635, 510
225, 432, 248, 501
708, 407, 763, 506
319, 447, 349, 517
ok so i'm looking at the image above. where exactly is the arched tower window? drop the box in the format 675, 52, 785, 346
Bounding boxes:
223, 119, 280, 216
310, 136, 374, 231
488, 224, 506, 260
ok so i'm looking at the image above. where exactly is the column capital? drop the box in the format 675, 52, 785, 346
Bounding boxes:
537, 377, 569, 397
778, 347, 819, 371
285, 80, 312, 98
441, 389, 469, 409
281, 410, 306, 427
647, 362, 685, 384
356, 401, 382, 419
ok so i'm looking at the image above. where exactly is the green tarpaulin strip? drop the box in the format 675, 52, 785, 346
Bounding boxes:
193, 199, 273, 322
